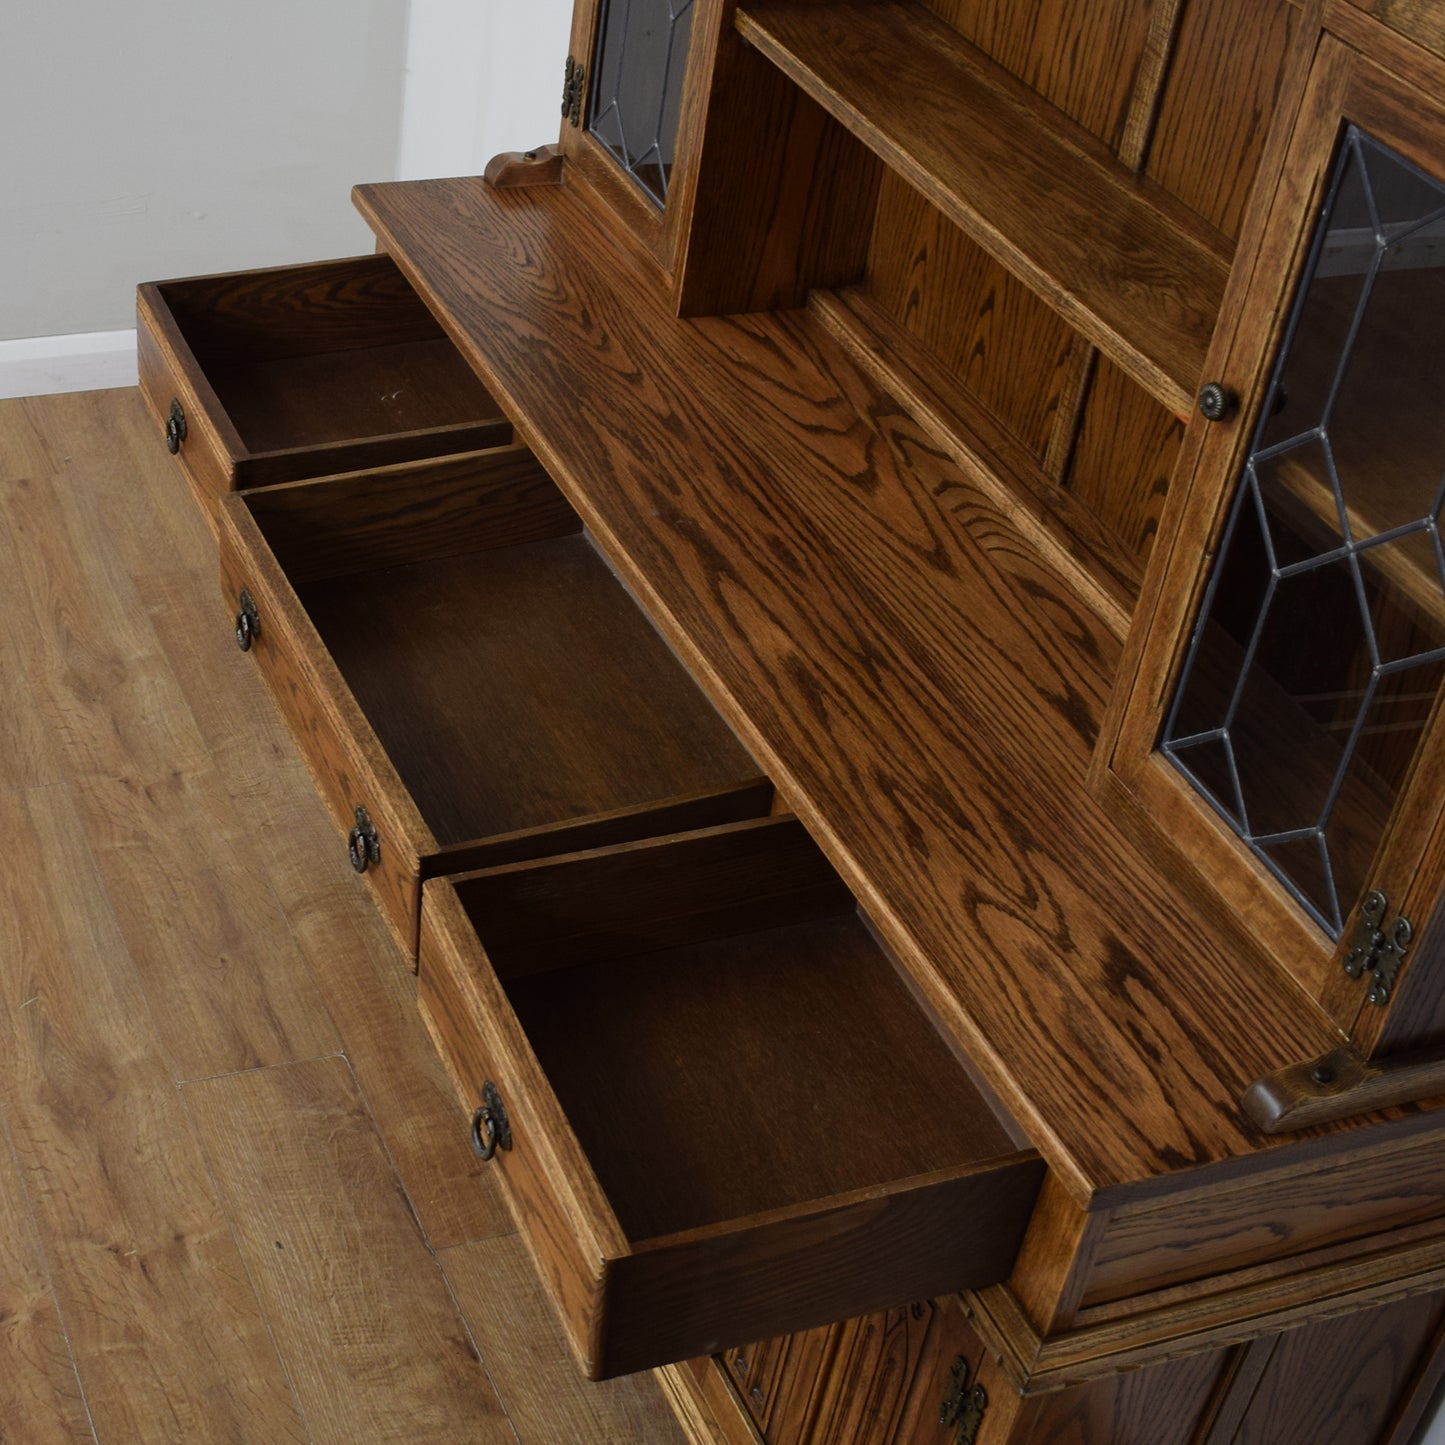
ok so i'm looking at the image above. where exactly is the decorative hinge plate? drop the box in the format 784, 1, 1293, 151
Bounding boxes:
1342, 888, 1413, 1007
939, 1356, 988, 1443
562, 55, 585, 127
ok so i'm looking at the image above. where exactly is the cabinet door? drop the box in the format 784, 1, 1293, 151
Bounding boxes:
557, 0, 708, 271
1112, 22, 1445, 1054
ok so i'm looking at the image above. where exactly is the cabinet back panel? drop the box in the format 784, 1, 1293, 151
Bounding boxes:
1146, 0, 1302, 239
919, 0, 1155, 149
1065, 356, 1184, 573
864, 169, 1077, 462
296, 536, 757, 848
502, 913, 1020, 1239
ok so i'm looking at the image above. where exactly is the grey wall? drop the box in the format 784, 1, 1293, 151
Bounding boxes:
0, 0, 573, 343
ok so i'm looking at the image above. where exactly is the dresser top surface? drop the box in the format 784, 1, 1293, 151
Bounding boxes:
354, 172, 1437, 1203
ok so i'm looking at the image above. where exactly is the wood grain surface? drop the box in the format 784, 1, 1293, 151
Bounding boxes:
134, 567, 513, 1249
354, 173, 1343, 1202
0, 784, 308, 1443
735, 0, 1231, 413
443, 1232, 690, 1443
184, 1057, 514, 1442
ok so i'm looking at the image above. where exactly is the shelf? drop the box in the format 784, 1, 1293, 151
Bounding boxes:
734, 0, 1232, 417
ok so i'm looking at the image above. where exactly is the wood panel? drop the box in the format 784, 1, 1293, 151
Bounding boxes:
803, 1305, 934, 1443
441, 1233, 689, 1443
1231, 1291, 1445, 1444
674, 4, 881, 315
865, 169, 1079, 461
1082, 1122, 1445, 1307
183, 1057, 514, 1443
736, 0, 1231, 414
1146, 0, 1305, 240
726, 1323, 837, 1438
1017, 1342, 1234, 1444
921, 0, 1158, 150
1065, 355, 1185, 571
0, 784, 308, 1443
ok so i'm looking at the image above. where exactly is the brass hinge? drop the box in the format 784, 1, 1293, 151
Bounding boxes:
939, 1356, 987, 1443
1342, 889, 1413, 1007
562, 55, 585, 127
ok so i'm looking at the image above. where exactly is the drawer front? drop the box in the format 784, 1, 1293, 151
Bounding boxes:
137, 287, 242, 518
419, 880, 623, 1371
418, 825, 1045, 1381
219, 496, 423, 957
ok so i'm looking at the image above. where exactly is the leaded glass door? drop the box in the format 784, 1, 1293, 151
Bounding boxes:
1161, 125, 1445, 942
1110, 35, 1445, 1049
558, 0, 705, 273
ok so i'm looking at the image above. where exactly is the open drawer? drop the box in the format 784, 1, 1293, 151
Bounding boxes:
137, 253, 512, 517
419, 816, 1045, 1378
218, 443, 771, 960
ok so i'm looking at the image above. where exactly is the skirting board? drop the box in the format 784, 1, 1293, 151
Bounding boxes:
0, 330, 138, 401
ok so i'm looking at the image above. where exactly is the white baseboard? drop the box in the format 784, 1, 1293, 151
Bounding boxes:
0, 330, 139, 401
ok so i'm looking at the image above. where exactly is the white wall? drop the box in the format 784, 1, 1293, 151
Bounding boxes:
399, 2, 573, 180
0, 0, 572, 350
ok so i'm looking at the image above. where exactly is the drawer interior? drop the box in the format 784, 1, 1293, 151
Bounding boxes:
503, 911, 1016, 1241
428, 818, 1042, 1374
243, 450, 765, 856
153, 254, 506, 454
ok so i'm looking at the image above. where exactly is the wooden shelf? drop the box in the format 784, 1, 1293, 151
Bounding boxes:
734, 0, 1233, 417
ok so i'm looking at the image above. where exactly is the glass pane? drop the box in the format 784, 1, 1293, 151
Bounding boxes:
588, 0, 695, 208
1162, 126, 1445, 939
1258, 145, 1372, 453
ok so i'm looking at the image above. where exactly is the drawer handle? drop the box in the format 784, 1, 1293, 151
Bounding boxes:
470, 1082, 512, 1160
348, 806, 381, 873
234, 589, 261, 651
165, 398, 188, 453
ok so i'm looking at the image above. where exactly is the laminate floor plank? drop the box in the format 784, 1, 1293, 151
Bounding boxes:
0, 783, 308, 1444
0, 1113, 94, 1443
138, 565, 513, 1247
0, 402, 70, 795
71, 765, 343, 1082
184, 1056, 515, 1444
0, 463, 212, 792
20, 390, 214, 578
442, 1233, 689, 1445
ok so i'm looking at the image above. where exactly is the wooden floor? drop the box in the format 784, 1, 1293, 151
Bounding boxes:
0, 388, 689, 1444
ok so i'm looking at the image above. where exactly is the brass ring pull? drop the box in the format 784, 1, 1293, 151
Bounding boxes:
348, 806, 381, 873
234, 590, 260, 652
165, 399, 187, 453
470, 1082, 512, 1160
